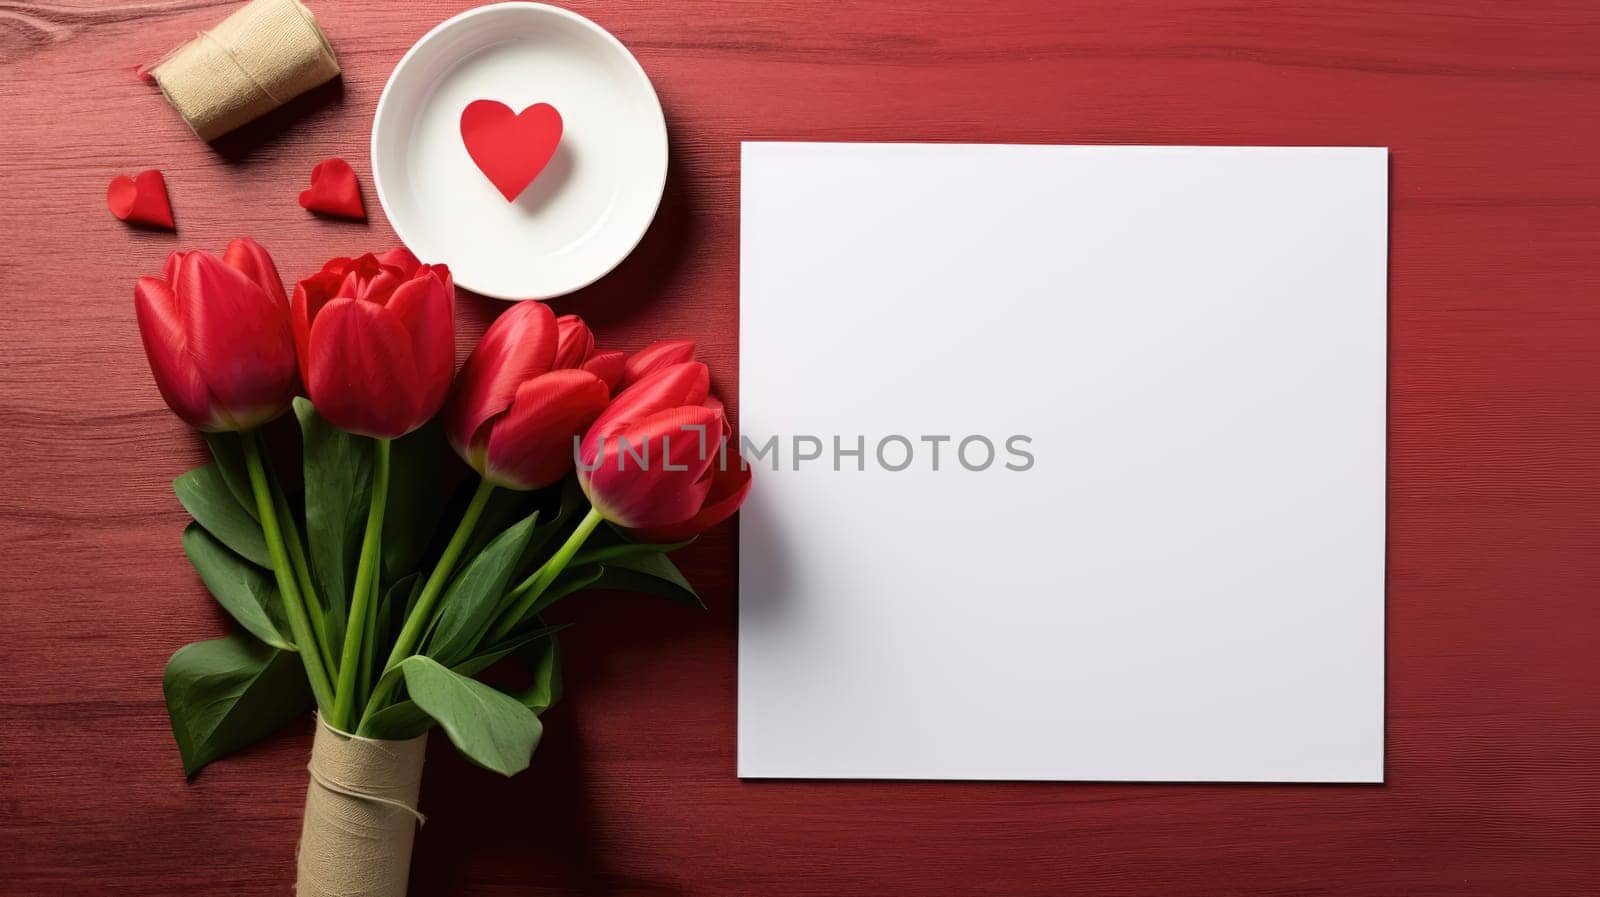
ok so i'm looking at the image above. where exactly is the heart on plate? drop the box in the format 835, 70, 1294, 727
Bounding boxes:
299, 157, 366, 220
107, 169, 175, 230
460, 100, 564, 202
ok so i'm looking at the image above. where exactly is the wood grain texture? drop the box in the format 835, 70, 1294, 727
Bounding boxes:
2, 0, 1599, 894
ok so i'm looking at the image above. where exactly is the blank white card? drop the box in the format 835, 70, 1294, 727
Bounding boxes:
737, 143, 1386, 782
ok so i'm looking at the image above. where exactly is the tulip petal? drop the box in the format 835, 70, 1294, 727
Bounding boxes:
482, 369, 611, 490
134, 275, 222, 430
163, 250, 188, 287
175, 252, 297, 430
582, 405, 722, 529
582, 349, 626, 393
363, 271, 405, 304
346, 252, 406, 304
445, 301, 558, 456
583, 362, 710, 460
553, 314, 595, 369
222, 237, 287, 306
623, 339, 696, 386
291, 271, 343, 386
320, 255, 355, 275
384, 264, 456, 424
631, 460, 752, 543
377, 246, 420, 276
306, 298, 424, 438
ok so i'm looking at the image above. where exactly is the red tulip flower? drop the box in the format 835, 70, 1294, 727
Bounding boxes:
381, 302, 614, 682
295, 248, 458, 727
489, 357, 752, 644
133, 238, 297, 432
578, 361, 751, 538
135, 239, 337, 712
446, 302, 612, 491
291, 248, 455, 439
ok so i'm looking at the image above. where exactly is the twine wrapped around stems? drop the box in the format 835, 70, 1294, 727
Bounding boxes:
297, 715, 427, 897
145, 0, 340, 141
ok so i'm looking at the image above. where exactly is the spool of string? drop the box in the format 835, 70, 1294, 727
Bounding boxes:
144, 0, 341, 142
297, 716, 427, 897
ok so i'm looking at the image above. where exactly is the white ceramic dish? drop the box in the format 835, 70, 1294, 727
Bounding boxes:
371, 3, 667, 300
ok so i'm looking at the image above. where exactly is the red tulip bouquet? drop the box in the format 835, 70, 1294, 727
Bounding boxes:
136, 240, 749, 896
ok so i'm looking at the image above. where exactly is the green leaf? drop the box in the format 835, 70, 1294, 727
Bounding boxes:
400, 656, 542, 776
526, 564, 605, 616
571, 523, 693, 567
589, 551, 704, 609
202, 433, 258, 521
182, 523, 294, 650
163, 633, 312, 777
461, 486, 542, 568
425, 512, 539, 666
453, 623, 568, 678
517, 479, 587, 572
357, 623, 564, 739
517, 632, 563, 715
296, 397, 372, 639
383, 420, 448, 582
504, 552, 700, 621
358, 699, 432, 740
381, 574, 421, 645
175, 465, 271, 567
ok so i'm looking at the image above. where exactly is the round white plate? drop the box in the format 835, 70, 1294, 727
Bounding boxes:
371, 3, 667, 300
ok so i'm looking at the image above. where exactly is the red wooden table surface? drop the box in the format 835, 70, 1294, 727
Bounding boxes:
3, 1, 1598, 894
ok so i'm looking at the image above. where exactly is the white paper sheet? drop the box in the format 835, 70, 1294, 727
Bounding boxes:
737, 143, 1386, 782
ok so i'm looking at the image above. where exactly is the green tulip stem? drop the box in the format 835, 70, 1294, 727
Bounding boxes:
240, 432, 336, 712
359, 477, 497, 724
487, 507, 604, 645
331, 437, 390, 731
271, 484, 338, 678
386, 477, 497, 667
357, 571, 379, 704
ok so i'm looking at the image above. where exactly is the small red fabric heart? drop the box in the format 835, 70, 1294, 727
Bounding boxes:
460, 100, 563, 202
299, 158, 366, 220
107, 170, 175, 230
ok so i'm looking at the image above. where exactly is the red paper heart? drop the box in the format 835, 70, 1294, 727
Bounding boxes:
107, 169, 175, 230
299, 157, 366, 220
460, 100, 563, 202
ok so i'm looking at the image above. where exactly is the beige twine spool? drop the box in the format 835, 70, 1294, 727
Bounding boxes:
146, 0, 341, 141
297, 715, 427, 897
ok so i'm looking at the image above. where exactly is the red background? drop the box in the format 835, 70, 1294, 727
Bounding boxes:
3, 1, 1598, 894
